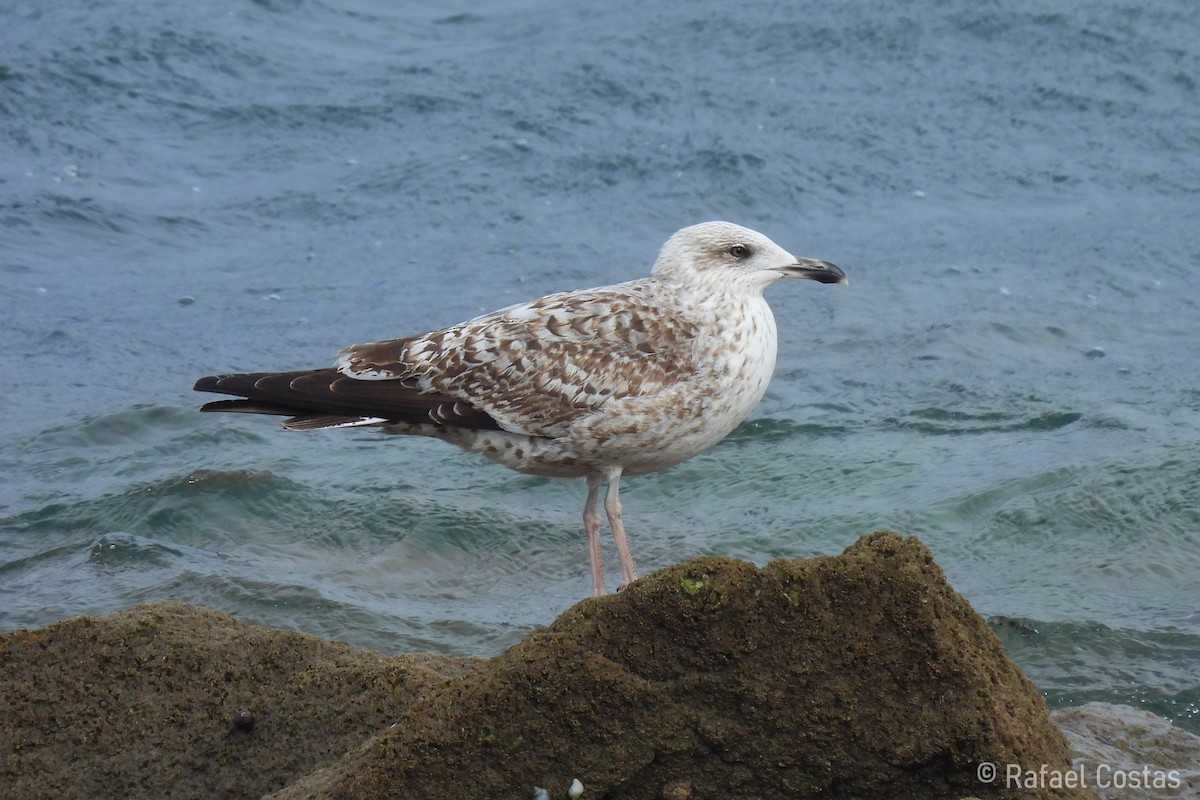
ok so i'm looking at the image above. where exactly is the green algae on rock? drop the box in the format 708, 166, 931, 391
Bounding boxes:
271, 532, 1090, 800
0, 601, 480, 800
1, 532, 1094, 799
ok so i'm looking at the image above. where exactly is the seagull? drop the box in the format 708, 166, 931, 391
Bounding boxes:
194, 221, 846, 595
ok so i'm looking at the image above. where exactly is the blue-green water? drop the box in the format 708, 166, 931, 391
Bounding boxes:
2, 0, 1197, 731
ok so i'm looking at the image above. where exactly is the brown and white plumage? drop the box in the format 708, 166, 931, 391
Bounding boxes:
194, 221, 846, 595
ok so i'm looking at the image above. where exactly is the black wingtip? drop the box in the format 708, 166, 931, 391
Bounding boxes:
198, 399, 300, 416
190, 368, 503, 432
194, 375, 221, 392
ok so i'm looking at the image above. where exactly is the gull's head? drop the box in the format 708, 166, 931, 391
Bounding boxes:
651, 221, 846, 292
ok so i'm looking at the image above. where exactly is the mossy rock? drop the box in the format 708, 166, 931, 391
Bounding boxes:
273, 532, 1090, 799
1, 532, 1092, 799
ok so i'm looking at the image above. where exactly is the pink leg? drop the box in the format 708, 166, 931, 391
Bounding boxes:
604, 469, 638, 591
583, 475, 605, 596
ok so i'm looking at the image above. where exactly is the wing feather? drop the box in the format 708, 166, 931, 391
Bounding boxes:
336, 286, 699, 437
193, 371, 501, 431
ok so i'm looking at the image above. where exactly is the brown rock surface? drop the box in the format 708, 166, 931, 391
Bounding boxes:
1, 531, 1092, 799
0, 601, 479, 799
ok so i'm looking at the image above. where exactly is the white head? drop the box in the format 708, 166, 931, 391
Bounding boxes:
651, 221, 846, 293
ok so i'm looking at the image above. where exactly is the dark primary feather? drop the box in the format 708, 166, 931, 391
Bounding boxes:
193, 370, 502, 431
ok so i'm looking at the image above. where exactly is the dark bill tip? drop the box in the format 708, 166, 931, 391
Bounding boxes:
785, 258, 847, 285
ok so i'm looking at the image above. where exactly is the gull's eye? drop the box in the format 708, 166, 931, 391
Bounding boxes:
729, 243, 752, 260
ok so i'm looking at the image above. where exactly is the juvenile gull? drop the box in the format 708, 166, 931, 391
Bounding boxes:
194, 221, 846, 595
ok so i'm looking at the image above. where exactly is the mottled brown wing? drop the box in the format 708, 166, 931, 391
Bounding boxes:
336, 287, 700, 438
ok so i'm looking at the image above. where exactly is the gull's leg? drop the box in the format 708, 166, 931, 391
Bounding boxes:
584, 474, 606, 596
604, 468, 638, 591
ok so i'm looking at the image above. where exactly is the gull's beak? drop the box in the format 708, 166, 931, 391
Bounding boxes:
780, 257, 847, 285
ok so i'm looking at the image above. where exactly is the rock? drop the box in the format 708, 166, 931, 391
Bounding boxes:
0, 532, 1094, 799
1052, 703, 1200, 799
0, 602, 479, 799
269, 532, 1087, 799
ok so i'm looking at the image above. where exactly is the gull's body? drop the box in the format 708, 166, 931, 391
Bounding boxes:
194, 221, 845, 595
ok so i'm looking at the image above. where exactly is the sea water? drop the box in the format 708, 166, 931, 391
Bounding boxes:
1, 0, 1197, 731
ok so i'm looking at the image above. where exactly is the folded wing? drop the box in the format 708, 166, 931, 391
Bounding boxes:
196, 286, 700, 437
